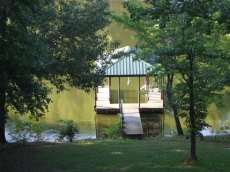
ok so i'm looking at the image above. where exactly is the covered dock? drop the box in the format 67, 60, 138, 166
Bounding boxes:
94, 46, 165, 137
94, 46, 164, 114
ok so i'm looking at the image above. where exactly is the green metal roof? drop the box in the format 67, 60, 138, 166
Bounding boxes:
105, 46, 153, 76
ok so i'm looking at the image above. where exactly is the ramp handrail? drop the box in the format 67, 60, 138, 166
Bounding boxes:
119, 99, 124, 131
119, 99, 124, 117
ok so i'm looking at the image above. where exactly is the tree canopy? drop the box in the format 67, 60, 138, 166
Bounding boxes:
0, 0, 112, 143
111, 0, 230, 160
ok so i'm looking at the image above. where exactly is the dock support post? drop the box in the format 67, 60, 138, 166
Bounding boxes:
138, 76, 140, 109
146, 76, 149, 101
118, 77, 120, 104
109, 77, 111, 103
94, 87, 97, 108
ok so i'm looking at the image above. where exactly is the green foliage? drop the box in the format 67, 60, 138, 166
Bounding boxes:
220, 122, 230, 131
8, 119, 44, 143
112, 0, 230, 159
57, 119, 78, 143
164, 128, 177, 137
100, 115, 123, 139
0, 0, 114, 143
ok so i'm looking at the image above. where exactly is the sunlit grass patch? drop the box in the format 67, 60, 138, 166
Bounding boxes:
76, 140, 96, 146
174, 149, 187, 152
111, 151, 123, 154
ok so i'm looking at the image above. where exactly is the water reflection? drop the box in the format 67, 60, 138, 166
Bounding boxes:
94, 114, 119, 138
141, 114, 164, 137
94, 113, 165, 138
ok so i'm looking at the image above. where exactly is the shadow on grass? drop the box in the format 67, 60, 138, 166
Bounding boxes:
0, 136, 230, 172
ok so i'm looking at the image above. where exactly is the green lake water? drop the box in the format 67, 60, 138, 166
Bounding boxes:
6, 0, 230, 141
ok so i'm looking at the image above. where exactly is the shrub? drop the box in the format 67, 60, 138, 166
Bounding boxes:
100, 115, 123, 139
8, 119, 44, 143
57, 119, 78, 143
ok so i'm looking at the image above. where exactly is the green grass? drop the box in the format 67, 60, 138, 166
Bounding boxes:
0, 136, 230, 172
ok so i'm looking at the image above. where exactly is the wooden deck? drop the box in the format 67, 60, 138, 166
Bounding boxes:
94, 85, 164, 137
95, 85, 164, 114
122, 107, 143, 135
95, 102, 164, 114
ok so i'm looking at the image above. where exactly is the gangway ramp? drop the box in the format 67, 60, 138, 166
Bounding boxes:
120, 100, 143, 136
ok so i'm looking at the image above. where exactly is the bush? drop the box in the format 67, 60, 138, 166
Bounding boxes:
100, 115, 123, 139
8, 119, 44, 143
57, 119, 78, 143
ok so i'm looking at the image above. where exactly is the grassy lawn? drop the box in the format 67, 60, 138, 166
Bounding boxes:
0, 136, 230, 172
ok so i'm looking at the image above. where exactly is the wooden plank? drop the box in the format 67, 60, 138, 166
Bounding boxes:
96, 102, 164, 109
123, 108, 143, 135
95, 103, 164, 114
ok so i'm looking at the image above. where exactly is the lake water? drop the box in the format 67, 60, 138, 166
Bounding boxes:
6, 0, 230, 142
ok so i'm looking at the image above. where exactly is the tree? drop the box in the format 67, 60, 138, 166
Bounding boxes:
0, 0, 112, 144
112, 0, 230, 160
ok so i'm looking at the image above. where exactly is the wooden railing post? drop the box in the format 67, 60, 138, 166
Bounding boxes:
119, 99, 124, 130
119, 99, 124, 117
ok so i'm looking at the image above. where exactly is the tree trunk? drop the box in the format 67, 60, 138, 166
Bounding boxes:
0, 4, 7, 144
189, 54, 197, 160
190, 124, 196, 160
190, 91, 197, 159
172, 107, 184, 135
0, 87, 7, 144
166, 74, 184, 135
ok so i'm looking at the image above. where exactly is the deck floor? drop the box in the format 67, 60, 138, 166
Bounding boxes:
96, 102, 164, 109
122, 108, 143, 135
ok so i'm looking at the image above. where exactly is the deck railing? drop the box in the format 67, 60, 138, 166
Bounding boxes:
119, 99, 124, 116
119, 99, 125, 131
